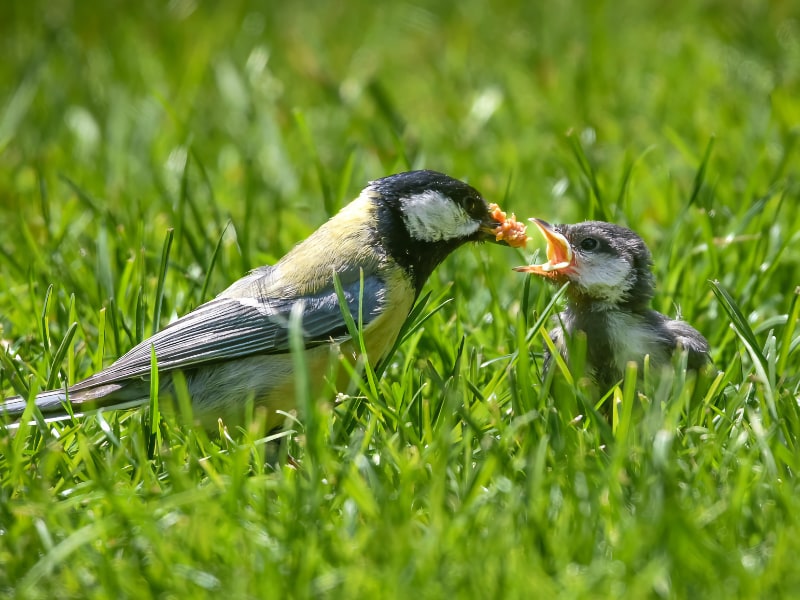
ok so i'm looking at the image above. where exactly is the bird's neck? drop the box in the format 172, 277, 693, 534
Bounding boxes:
566, 289, 654, 315
375, 201, 463, 296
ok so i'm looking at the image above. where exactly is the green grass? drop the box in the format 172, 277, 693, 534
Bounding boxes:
2, 0, 800, 597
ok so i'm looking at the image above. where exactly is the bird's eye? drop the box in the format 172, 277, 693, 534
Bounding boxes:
467, 196, 483, 214
579, 237, 600, 251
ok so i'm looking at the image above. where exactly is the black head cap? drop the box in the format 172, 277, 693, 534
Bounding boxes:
369, 170, 496, 293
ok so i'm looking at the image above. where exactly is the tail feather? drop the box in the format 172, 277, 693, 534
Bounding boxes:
1, 381, 149, 423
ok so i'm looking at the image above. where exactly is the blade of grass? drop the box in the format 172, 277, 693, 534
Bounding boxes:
39, 283, 53, 358
147, 343, 161, 458
17, 520, 113, 594
710, 280, 776, 421
293, 109, 334, 215
45, 322, 78, 390
614, 361, 638, 439
375, 292, 454, 379
366, 79, 413, 170
777, 286, 800, 377
688, 135, 715, 208
67, 294, 76, 385
94, 307, 107, 373
153, 228, 175, 336
566, 129, 607, 221
200, 221, 231, 303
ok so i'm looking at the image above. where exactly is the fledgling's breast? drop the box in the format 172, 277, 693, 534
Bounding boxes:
604, 312, 669, 373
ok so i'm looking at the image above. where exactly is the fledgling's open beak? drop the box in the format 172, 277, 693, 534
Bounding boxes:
513, 218, 574, 277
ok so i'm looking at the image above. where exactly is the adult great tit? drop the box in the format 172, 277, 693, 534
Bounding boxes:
1, 170, 526, 431
515, 219, 711, 395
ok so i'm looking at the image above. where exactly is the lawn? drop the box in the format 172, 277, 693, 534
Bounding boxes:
1, 0, 799, 598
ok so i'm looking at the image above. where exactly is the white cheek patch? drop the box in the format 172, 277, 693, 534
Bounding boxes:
400, 190, 480, 242
572, 253, 633, 304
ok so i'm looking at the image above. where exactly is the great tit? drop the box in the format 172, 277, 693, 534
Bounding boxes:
514, 219, 710, 394
1, 170, 526, 430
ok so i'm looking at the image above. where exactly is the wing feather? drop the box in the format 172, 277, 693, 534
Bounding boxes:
70, 272, 386, 391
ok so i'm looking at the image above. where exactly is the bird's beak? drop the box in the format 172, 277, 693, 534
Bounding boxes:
479, 203, 529, 248
513, 218, 574, 276
478, 221, 502, 240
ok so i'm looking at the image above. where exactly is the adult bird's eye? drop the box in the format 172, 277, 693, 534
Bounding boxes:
468, 196, 482, 213
580, 237, 600, 251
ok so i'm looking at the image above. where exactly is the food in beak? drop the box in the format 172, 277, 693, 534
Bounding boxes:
513, 218, 574, 276
487, 203, 529, 248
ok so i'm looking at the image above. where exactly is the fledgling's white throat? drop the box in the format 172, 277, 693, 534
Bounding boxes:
400, 190, 479, 242
573, 254, 633, 306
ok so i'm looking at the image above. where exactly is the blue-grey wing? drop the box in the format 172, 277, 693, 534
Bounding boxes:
70, 272, 386, 391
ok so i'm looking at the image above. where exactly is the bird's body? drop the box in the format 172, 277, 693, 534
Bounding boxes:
550, 298, 710, 392
2, 170, 527, 430
515, 220, 710, 394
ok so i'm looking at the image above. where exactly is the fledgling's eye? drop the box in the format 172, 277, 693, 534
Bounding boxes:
579, 237, 600, 251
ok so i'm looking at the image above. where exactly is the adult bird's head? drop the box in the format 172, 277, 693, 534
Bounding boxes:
514, 219, 655, 311
368, 170, 527, 292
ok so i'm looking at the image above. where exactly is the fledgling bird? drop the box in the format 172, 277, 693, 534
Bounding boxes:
514, 219, 710, 394
1, 170, 527, 430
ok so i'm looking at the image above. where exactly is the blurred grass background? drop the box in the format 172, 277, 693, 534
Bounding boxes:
1, 0, 799, 598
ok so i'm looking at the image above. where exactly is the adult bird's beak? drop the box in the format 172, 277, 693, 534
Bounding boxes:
479, 203, 529, 248
478, 220, 503, 239
513, 218, 574, 276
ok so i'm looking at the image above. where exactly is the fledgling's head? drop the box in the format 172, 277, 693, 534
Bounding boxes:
367, 170, 526, 291
514, 219, 655, 310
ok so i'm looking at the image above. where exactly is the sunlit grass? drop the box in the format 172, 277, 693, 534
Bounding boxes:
1, 0, 800, 598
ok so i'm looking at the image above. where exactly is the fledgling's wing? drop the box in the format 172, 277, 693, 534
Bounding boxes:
1, 268, 386, 417
662, 318, 711, 370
